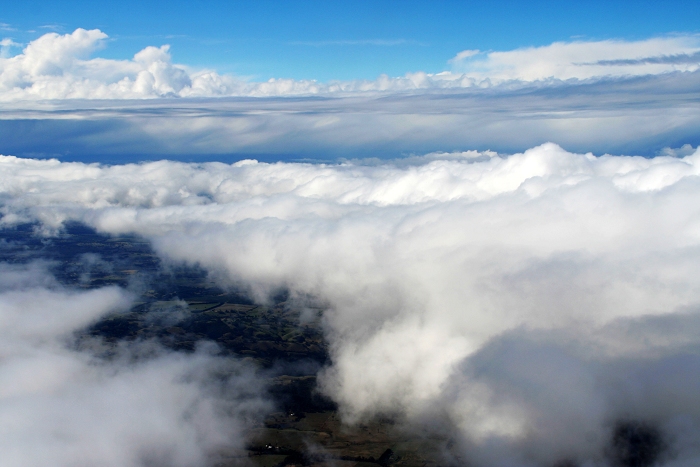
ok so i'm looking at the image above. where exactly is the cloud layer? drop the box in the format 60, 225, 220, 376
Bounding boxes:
449, 36, 700, 82
1, 29, 700, 100
0, 261, 270, 467
3, 70, 700, 160
4, 144, 700, 465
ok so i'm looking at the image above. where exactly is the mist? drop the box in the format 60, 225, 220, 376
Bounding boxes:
0, 261, 271, 467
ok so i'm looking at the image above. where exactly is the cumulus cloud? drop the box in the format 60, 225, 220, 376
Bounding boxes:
0, 29, 201, 99
4, 144, 700, 464
0, 28, 327, 99
1, 29, 700, 100
0, 261, 270, 467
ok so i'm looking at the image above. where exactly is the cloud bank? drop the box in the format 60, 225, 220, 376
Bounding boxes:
449, 36, 700, 82
1, 29, 700, 100
3, 70, 700, 160
0, 261, 270, 467
4, 144, 700, 465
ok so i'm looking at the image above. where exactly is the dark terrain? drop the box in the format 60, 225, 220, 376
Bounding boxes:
0, 222, 449, 467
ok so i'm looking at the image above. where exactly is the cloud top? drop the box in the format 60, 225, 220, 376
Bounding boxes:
5, 144, 700, 464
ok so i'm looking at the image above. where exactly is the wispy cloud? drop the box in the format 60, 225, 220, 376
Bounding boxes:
448, 49, 479, 62
589, 50, 700, 66
38, 24, 64, 31
288, 38, 422, 46
0, 38, 20, 59
0, 261, 270, 466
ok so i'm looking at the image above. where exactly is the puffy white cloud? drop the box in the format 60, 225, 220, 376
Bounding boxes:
1, 29, 700, 100
0, 28, 326, 99
4, 144, 700, 464
0, 261, 270, 467
0, 29, 198, 99
0, 29, 111, 97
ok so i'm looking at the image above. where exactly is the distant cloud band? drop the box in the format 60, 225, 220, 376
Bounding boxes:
1, 29, 700, 100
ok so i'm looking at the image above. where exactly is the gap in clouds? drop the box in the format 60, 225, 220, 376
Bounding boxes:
0, 257, 272, 467
0, 222, 333, 467
0, 222, 331, 369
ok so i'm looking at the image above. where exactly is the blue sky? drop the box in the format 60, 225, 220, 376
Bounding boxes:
3, 0, 700, 81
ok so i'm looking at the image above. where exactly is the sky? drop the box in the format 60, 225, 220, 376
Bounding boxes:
0, 1, 700, 161
4, 3, 700, 466
2, 0, 700, 81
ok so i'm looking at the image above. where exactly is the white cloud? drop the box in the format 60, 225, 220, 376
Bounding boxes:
448, 49, 480, 63
0, 261, 270, 467
0, 38, 20, 59
0, 29, 199, 99
4, 70, 700, 160
4, 144, 700, 464
450, 36, 700, 82
1, 29, 700, 100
